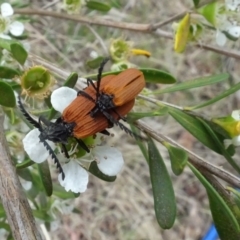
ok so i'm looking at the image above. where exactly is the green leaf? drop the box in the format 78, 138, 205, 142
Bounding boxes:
53, 184, 80, 199
64, 72, 78, 88
148, 137, 176, 229
165, 143, 188, 175
188, 163, 240, 240
130, 124, 148, 161
198, 118, 240, 174
193, 0, 200, 7
153, 73, 229, 95
0, 81, 16, 107
0, 222, 10, 231
89, 161, 117, 182
16, 168, 33, 182
0, 38, 13, 51
0, 203, 6, 218
86, 1, 111, 12
139, 68, 176, 84
33, 210, 53, 222
16, 158, 35, 169
85, 68, 176, 84
10, 42, 28, 65
169, 108, 223, 154
38, 161, 53, 197
86, 56, 104, 69
127, 107, 168, 122
0, 66, 20, 78
187, 81, 240, 110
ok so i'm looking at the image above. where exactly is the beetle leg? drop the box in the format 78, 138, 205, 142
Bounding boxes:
99, 129, 110, 135
102, 111, 144, 141
61, 144, 70, 158
112, 108, 127, 121
77, 90, 95, 103
41, 139, 65, 180
74, 138, 90, 153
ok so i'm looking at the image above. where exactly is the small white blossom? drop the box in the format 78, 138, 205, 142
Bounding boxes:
0, 3, 24, 38
23, 128, 56, 163
92, 146, 124, 176
58, 161, 89, 193
51, 86, 77, 113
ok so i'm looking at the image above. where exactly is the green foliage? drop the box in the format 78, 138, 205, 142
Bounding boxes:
0, 81, 16, 107
148, 137, 176, 229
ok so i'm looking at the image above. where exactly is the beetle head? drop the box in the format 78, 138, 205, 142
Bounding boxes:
39, 118, 76, 144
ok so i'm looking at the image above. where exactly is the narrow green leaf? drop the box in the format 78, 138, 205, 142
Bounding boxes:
89, 161, 117, 182
153, 73, 229, 95
85, 68, 176, 84
38, 161, 53, 197
86, 56, 104, 69
33, 210, 53, 222
16, 158, 35, 169
0, 38, 14, 51
127, 107, 168, 122
169, 108, 222, 154
0, 66, 20, 78
193, 0, 200, 7
10, 42, 28, 65
199, 118, 240, 174
0, 81, 16, 107
139, 69, 176, 83
187, 81, 240, 110
0, 203, 6, 218
148, 137, 176, 229
130, 124, 148, 161
16, 168, 33, 182
165, 143, 188, 175
53, 184, 80, 199
188, 163, 240, 240
86, 1, 111, 11
0, 222, 10, 231
64, 72, 78, 88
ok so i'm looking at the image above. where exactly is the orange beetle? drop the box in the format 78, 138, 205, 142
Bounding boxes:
19, 63, 145, 179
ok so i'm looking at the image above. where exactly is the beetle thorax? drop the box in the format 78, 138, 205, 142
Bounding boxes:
97, 92, 115, 111
39, 121, 76, 144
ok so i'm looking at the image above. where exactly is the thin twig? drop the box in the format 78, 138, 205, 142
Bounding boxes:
135, 120, 240, 188
0, 109, 44, 240
14, 8, 150, 32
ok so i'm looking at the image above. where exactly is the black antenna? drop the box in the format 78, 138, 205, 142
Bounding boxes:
18, 95, 41, 129
96, 57, 109, 100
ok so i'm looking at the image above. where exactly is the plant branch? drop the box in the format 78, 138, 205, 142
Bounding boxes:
0, 108, 44, 240
135, 120, 240, 188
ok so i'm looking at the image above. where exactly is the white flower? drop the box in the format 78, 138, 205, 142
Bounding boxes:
23, 128, 56, 163
58, 161, 89, 193
92, 146, 124, 176
0, 3, 24, 38
22, 87, 125, 193
225, 0, 240, 11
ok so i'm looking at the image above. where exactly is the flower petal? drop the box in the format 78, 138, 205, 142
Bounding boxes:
9, 21, 24, 36
93, 146, 124, 176
51, 87, 77, 113
216, 30, 227, 46
58, 161, 89, 193
22, 129, 56, 163
1, 3, 13, 17
231, 110, 240, 120
227, 26, 240, 38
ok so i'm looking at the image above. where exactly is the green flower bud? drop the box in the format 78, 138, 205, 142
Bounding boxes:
20, 65, 55, 99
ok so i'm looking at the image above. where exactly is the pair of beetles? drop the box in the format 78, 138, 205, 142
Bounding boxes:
18, 58, 145, 179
